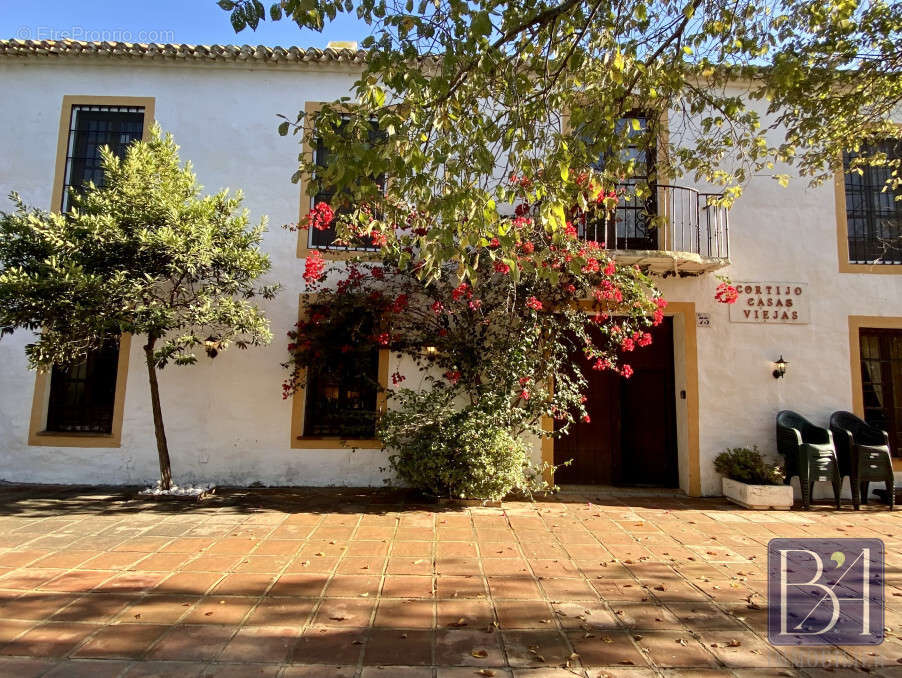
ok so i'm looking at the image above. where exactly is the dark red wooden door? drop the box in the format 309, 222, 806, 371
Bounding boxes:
554, 317, 678, 487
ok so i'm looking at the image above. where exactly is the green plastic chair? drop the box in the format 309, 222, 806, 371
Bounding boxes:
829, 411, 895, 510
776, 410, 842, 510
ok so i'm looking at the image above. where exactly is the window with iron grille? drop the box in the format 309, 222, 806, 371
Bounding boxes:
45, 339, 120, 434
308, 118, 385, 251
44, 103, 144, 434
843, 140, 902, 265
61, 104, 145, 212
302, 311, 381, 439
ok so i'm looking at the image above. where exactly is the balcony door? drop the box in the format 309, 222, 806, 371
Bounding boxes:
581, 114, 658, 250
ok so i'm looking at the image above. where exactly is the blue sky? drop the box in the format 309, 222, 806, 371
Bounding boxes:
1, 0, 370, 48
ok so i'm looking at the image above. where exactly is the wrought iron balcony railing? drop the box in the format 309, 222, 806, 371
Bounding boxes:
578, 183, 730, 263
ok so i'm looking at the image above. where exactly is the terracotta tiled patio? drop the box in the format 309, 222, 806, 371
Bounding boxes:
0, 484, 900, 677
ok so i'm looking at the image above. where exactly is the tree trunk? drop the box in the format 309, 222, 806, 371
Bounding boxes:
144, 336, 173, 490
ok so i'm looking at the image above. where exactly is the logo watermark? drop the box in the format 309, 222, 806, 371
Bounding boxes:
16, 26, 176, 43
768, 538, 884, 646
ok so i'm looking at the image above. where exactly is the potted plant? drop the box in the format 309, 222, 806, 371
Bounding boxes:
714, 446, 793, 509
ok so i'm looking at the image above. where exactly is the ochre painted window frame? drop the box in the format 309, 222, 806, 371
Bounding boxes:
289, 294, 390, 449
28, 95, 155, 448
848, 315, 902, 471
296, 100, 382, 261
540, 300, 700, 495
835, 126, 902, 274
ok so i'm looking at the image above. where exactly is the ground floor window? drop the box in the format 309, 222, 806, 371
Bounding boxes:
302, 346, 381, 439
859, 327, 902, 455
45, 340, 121, 434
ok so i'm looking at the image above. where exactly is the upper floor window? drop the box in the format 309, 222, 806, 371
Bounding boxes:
61, 104, 145, 212
842, 139, 902, 265
306, 116, 385, 252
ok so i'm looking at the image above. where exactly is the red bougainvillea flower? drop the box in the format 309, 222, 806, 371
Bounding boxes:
582, 258, 600, 274
592, 358, 611, 371
468, 298, 482, 310
637, 332, 652, 347
564, 221, 578, 238
489, 237, 501, 248
518, 241, 535, 254
391, 371, 405, 385
305, 202, 335, 231
621, 364, 634, 378
604, 260, 616, 276
370, 230, 389, 247
373, 332, 391, 346
391, 294, 409, 313
444, 370, 461, 384
431, 300, 445, 314
518, 376, 530, 386
581, 414, 591, 423
493, 259, 511, 275
620, 337, 635, 352
302, 250, 325, 285
451, 283, 472, 301
519, 389, 530, 400
525, 296, 543, 311
714, 282, 739, 304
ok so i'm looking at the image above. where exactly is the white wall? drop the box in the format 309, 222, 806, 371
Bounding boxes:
0, 58, 402, 487
0, 59, 900, 493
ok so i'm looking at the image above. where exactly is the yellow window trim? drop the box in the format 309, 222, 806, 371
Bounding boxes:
29, 95, 155, 448
541, 300, 700, 496
289, 293, 390, 449
848, 315, 902, 471
29, 334, 133, 448
835, 125, 902, 275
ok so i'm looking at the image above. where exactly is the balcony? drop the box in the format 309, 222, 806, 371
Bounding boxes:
579, 183, 731, 275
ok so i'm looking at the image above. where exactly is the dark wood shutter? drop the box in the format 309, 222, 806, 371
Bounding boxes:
859, 328, 902, 455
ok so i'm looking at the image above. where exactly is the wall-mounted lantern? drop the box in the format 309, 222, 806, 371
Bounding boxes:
773, 355, 788, 379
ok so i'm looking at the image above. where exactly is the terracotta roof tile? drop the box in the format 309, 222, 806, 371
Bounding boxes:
0, 39, 367, 66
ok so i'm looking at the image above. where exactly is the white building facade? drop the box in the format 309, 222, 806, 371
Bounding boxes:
0, 39, 899, 497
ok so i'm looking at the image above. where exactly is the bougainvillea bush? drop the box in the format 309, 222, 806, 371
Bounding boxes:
283, 188, 667, 499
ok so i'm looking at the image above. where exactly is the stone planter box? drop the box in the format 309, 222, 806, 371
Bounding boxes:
722, 477, 794, 509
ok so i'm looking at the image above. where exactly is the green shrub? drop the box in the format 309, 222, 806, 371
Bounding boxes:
380, 388, 550, 500
714, 446, 784, 485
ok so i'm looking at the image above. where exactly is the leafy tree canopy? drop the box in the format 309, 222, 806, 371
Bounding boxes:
223, 0, 901, 282
0, 126, 278, 369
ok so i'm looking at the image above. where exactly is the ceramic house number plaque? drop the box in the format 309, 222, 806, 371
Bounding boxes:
729, 282, 809, 324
